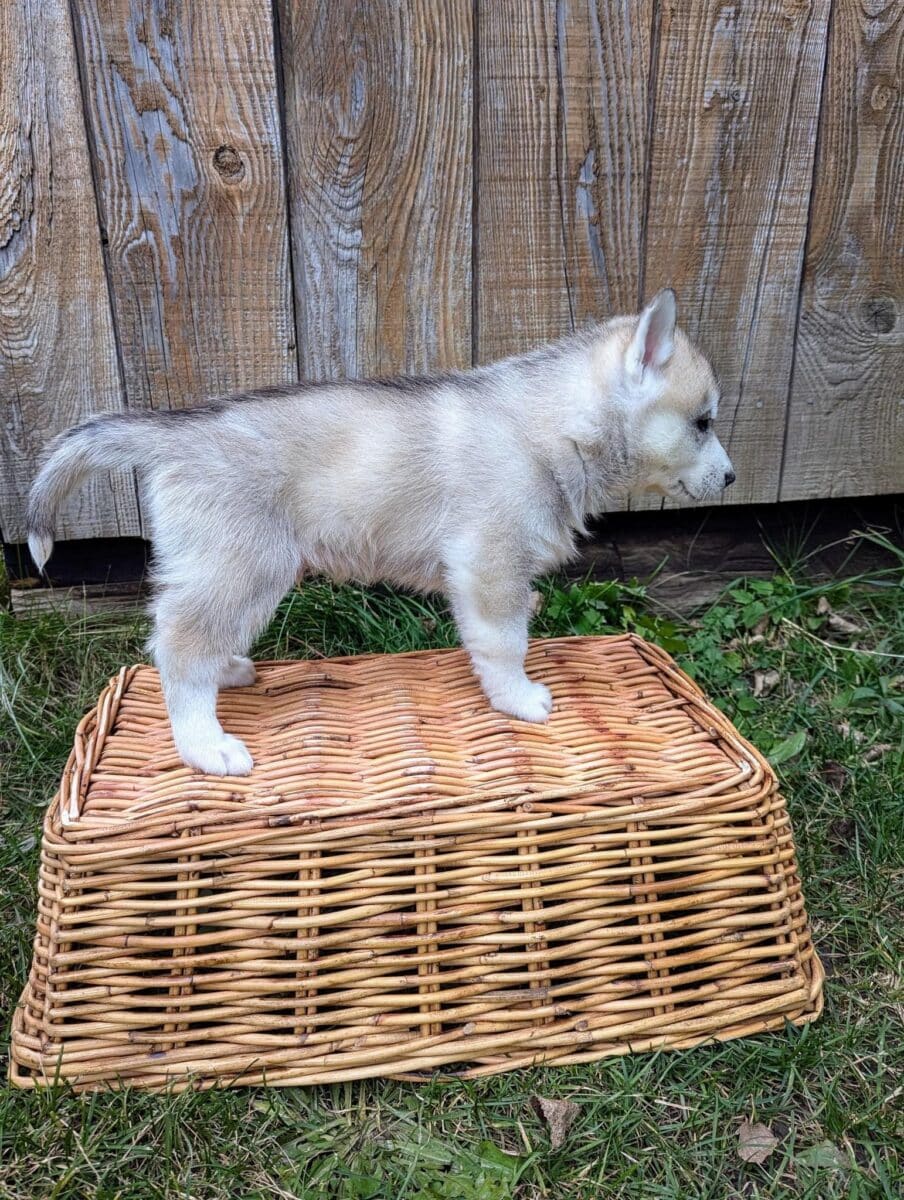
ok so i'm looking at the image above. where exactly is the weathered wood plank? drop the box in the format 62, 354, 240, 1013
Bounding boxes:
477, 1, 571, 358
642, 0, 832, 509
10, 583, 147, 618
476, 1, 654, 362
279, 0, 472, 379
72, 0, 296, 410
0, 0, 141, 542
560, 0, 655, 320
781, 0, 904, 500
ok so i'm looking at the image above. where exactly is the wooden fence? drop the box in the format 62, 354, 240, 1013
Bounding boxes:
1, 1, 901, 550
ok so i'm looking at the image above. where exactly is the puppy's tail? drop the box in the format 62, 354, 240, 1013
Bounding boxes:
27, 413, 162, 572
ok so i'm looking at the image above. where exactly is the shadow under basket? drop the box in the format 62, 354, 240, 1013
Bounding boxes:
11, 635, 823, 1091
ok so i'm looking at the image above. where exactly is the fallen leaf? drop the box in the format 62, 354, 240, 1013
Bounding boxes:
728, 632, 766, 650
738, 1119, 779, 1165
752, 668, 781, 698
864, 743, 893, 763
836, 721, 865, 744
827, 612, 863, 636
751, 616, 770, 638
535, 1096, 579, 1149
816, 596, 832, 616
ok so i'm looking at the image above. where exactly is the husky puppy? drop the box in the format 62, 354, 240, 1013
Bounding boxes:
28, 289, 734, 776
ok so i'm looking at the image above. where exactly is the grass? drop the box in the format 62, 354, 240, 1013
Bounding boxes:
1, 550, 902, 1199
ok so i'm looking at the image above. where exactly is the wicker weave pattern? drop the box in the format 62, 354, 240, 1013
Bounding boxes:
11, 635, 822, 1090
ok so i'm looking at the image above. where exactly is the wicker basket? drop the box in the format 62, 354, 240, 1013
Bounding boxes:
11, 635, 822, 1091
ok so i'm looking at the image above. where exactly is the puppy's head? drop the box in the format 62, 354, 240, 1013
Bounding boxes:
619, 290, 735, 502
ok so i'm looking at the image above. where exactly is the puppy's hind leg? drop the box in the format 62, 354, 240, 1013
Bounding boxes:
149, 559, 296, 774
157, 642, 252, 776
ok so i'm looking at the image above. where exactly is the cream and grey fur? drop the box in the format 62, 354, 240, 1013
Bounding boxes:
28, 290, 734, 778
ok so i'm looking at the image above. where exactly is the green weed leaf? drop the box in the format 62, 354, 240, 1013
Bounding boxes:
769, 729, 808, 765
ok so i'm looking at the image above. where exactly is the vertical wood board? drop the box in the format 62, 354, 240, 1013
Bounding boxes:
72, 0, 296, 411
279, 0, 473, 379
781, 0, 904, 500
0, 0, 140, 542
641, 0, 832, 510
475, 0, 655, 363
554, 0, 656, 319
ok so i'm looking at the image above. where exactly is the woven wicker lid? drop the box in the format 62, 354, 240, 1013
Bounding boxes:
56, 635, 765, 838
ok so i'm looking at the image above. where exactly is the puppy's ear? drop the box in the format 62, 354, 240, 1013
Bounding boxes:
626, 289, 677, 381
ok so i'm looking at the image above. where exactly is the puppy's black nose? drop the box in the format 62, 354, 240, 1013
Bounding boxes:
724, 470, 736, 488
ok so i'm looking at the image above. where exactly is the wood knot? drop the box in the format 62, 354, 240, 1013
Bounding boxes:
870, 79, 897, 113
782, 0, 811, 20
213, 145, 246, 182
860, 296, 896, 335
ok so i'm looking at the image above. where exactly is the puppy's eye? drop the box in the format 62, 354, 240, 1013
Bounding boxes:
695, 416, 712, 434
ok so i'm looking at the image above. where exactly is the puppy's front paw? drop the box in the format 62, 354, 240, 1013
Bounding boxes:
490, 680, 553, 724
181, 733, 254, 776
